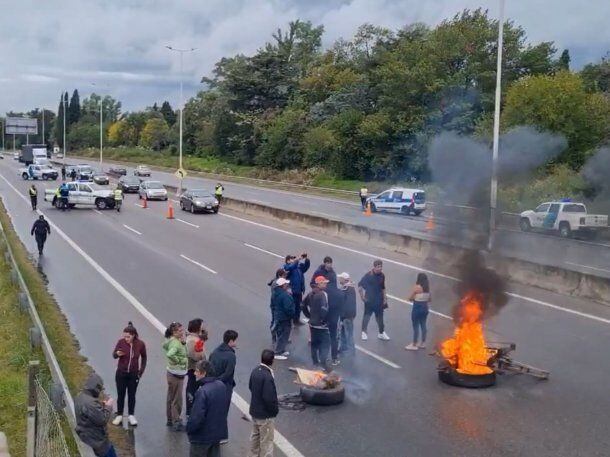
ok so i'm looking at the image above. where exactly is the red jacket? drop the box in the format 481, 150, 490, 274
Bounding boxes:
113, 338, 147, 376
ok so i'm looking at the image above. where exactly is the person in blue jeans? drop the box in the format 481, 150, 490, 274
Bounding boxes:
405, 273, 430, 351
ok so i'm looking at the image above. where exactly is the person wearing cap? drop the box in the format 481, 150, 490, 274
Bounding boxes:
338, 272, 357, 354
271, 277, 295, 360
310, 256, 337, 288
359, 259, 390, 341
302, 276, 330, 370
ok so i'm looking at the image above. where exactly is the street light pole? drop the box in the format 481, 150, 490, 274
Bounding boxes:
99, 99, 103, 169
42, 109, 45, 147
63, 93, 67, 165
488, 0, 505, 251
165, 45, 196, 195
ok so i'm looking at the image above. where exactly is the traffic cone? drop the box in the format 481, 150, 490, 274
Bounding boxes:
142, 198, 147, 209
166, 201, 174, 219
363, 201, 372, 216
426, 212, 436, 231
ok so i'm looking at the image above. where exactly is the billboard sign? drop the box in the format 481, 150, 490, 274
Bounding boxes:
6, 117, 38, 135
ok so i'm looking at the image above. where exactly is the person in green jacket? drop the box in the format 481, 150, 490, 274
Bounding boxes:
163, 322, 188, 431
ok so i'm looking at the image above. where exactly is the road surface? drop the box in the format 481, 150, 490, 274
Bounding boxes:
1, 158, 610, 456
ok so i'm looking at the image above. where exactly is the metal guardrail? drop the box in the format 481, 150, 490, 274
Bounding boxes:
0, 216, 94, 457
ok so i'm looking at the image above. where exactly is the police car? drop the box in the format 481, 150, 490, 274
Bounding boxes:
366, 187, 426, 216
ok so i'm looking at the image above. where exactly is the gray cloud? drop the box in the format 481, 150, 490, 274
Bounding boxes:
1, 0, 608, 113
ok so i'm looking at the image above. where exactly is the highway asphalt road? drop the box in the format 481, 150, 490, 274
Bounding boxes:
2, 157, 610, 456
61, 157, 610, 279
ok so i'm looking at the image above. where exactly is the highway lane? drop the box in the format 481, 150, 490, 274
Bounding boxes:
3, 160, 610, 456
62, 157, 610, 278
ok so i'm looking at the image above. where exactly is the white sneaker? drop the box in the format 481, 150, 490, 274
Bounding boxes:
128, 415, 138, 426
361, 331, 368, 341
220, 439, 229, 445
378, 332, 390, 341
274, 354, 288, 360
405, 344, 418, 351
300, 317, 309, 324
418, 342, 426, 349
112, 415, 123, 426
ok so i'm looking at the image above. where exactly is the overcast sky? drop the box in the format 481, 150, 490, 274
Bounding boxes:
1, 0, 608, 114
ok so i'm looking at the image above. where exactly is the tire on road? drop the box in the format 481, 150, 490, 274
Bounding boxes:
400, 206, 411, 215
559, 222, 571, 238
22, 173, 29, 180
414, 210, 423, 216
95, 198, 108, 210
519, 218, 531, 232
370, 203, 377, 213
438, 368, 496, 388
300, 385, 345, 406
190, 204, 195, 214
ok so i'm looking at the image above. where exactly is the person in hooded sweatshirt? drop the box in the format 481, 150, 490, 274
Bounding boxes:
163, 322, 188, 431
309, 256, 337, 289
209, 329, 238, 444
74, 373, 117, 457
267, 269, 287, 346
283, 253, 310, 325
338, 272, 357, 354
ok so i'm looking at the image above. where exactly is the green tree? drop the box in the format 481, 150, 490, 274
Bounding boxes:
255, 108, 307, 168
53, 92, 69, 148
82, 94, 122, 122
503, 71, 610, 169
68, 89, 81, 125
67, 122, 98, 149
302, 125, 338, 168
557, 49, 571, 71
160, 101, 177, 126
139, 117, 169, 150
581, 53, 610, 93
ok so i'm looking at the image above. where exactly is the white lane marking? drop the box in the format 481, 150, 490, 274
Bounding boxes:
171, 199, 180, 204
355, 345, 401, 369
123, 224, 142, 236
0, 173, 304, 457
244, 243, 283, 259
134, 203, 146, 208
220, 212, 610, 325
93, 209, 103, 215
311, 211, 336, 219
387, 294, 451, 320
179, 254, 217, 274
175, 218, 200, 229
565, 262, 610, 274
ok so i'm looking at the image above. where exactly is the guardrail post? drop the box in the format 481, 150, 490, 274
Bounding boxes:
26, 407, 35, 457
10, 268, 18, 285
50, 382, 65, 411
18, 292, 28, 312
29, 327, 42, 349
27, 361, 39, 408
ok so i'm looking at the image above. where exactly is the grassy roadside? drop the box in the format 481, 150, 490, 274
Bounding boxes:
0, 201, 134, 456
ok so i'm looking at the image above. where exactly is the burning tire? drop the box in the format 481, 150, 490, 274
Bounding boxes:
438, 367, 496, 388
300, 385, 345, 406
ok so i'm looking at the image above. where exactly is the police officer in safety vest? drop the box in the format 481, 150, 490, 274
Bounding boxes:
359, 186, 369, 210
214, 183, 224, 205
29, 185, 38, 211
114, 186, 123, 212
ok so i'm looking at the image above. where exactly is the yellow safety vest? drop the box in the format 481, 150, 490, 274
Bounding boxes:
29, 188, 37, 197
360, 188, 368, 197
114, 189, 123, 201
215, 186, 223, 196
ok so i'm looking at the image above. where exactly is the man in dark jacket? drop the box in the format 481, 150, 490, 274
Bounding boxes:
326, 283, 344, 366
302, 276, 330, 370
187, 360, 228, 457
74, 373, 116, 457
248, 349, 279, 457
31, 215, 50, 255
309, 256, 337, 288
283, 253, 310, 325
59, 182, 70, 211
271, 278, 294, 360
209, 329, 238, 444
359, 259, 390, 341
338, 272, 357, 354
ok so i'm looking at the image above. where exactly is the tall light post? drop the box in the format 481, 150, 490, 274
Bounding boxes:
165, 45, 196, 194
63, 93, 67, 165
41, 109, 45, 147
91, 83, 105, 169
488, 0, 505, 251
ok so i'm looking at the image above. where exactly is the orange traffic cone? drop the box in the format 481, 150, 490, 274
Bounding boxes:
166, 202, 174, 219
363, 201, 372, 216
426, 212, 436, 231
142, 197, 147, 209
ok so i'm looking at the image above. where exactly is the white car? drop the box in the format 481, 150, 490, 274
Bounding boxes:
134, 165, 151, 177
44, 182, 116, 210
519, 201, 608, 238
139, 181, 168, 200
366, 187, 426, 215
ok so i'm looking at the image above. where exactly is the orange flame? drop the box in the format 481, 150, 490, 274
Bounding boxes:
440, 291, 493, 375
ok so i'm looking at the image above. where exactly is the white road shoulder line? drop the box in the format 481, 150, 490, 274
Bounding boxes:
175, 218, 200, 229
180, 254, 217, 274
355, 345, 401, 369
565, 261, 610, 274
0, 173, 304, 457
387, 294, 451, 320
244, 243, 283, 258
123, 224, 142, 235
220, 212, 610, 326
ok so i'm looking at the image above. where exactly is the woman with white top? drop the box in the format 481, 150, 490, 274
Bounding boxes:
405, 273, 430, 351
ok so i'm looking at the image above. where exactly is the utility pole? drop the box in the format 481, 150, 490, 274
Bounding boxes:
488, 0, 505, 252
99, 99, 103, 169
42, 109, 45, 147
63, 93, 67, 165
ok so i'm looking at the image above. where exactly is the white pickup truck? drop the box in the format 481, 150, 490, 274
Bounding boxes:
19, 164, 59, 181
519, 201, 608, 238
44, 182, 116, 210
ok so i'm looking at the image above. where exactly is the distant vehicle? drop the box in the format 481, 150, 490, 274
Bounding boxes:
33, 157, 51, 166
139, 180, 167, 200
134, 165, 151, 177
76, 165, 94, 181
13, 152, 20, 160
19, 144, 48, 165
92, 170, 110, 185
119, 176, 141, 193
56, 152, 64, 159
44, 182, 116, 210
53, 146, 60, 154
519, 201, 609, 239
366, 187, 426, 216
19, 164, 58, 181
108, 166, 127, 177
179, 189, 219, 214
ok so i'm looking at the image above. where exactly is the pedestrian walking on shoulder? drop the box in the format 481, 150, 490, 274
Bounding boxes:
267, 269, 287, 346
248, 349, 278, 457
209, 330, 238, 444
359, 260, 390, 341
61, 165, 66, 181
74, 373, 117, 457
283, 253, 310, 325
302, 276, 330, 370
405, 273, 431, 351
31, 215, 50, 255
163, 322, 188, 431
338, 272, 357, 355
272, 278, 294, 360
187, 360, 228, 457
186, 318, 208, 416
111, 322, 147, 427
310, 256, 337, 288
29, 184, 38, 210
359, 186, 369, 210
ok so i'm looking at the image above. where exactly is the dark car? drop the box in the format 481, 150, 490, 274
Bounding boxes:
92, 169, 110, 185
108, 166, 127, 177
179, 189, 219, 214
119, 176, 141, 193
